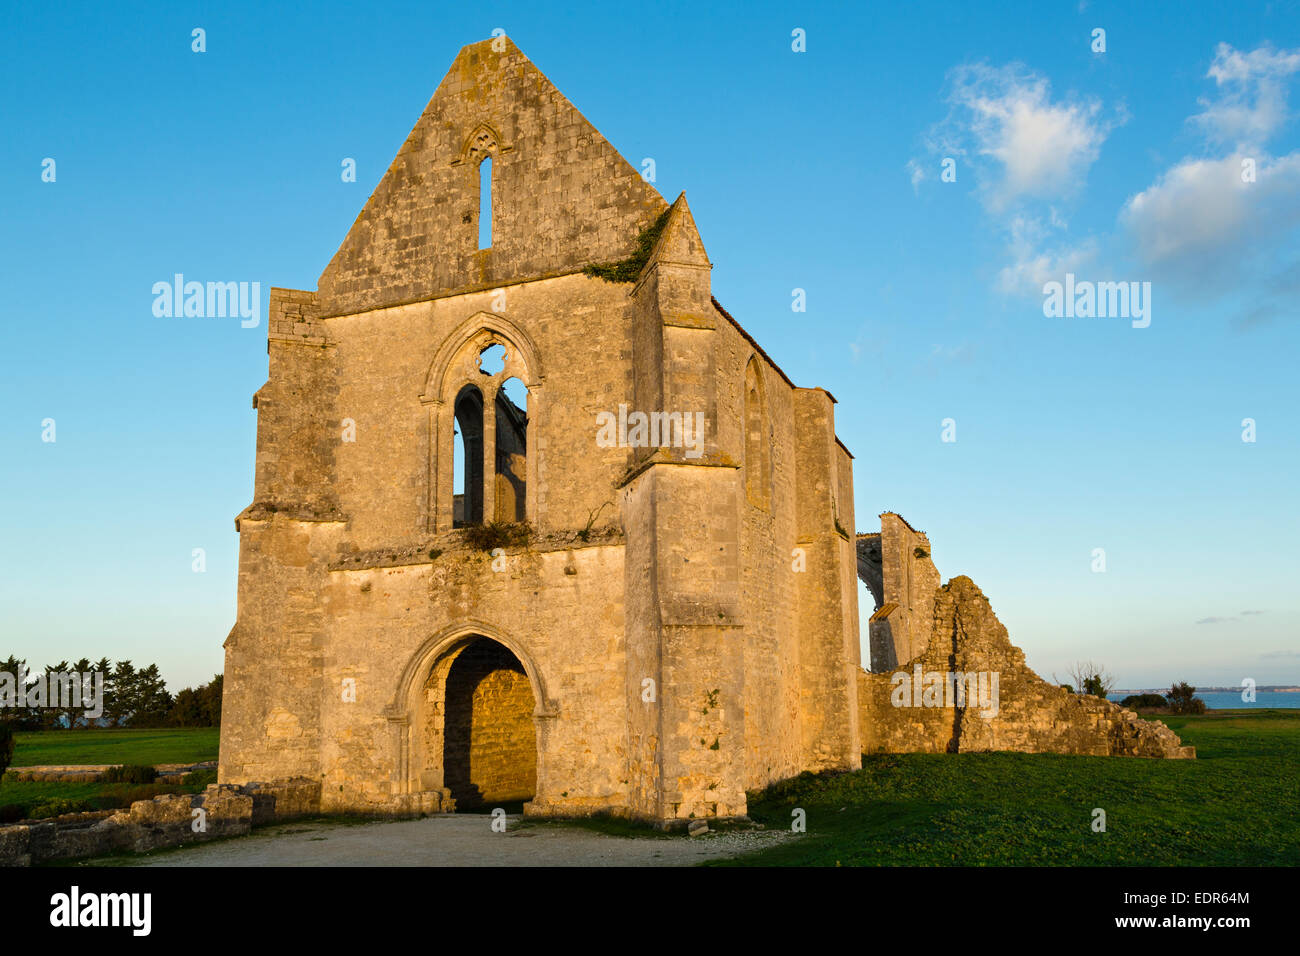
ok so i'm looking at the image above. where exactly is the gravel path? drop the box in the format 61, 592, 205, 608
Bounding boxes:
99, 815, 793, 867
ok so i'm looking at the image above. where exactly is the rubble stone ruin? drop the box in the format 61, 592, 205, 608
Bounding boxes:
219, 37, 1192, 828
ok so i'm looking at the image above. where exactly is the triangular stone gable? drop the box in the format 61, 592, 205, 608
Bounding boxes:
634, 192, 714, 331
641, 192, 711, 275
317, 36, 668, 316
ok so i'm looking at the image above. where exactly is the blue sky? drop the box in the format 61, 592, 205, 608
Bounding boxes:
2, 0, 1297, 690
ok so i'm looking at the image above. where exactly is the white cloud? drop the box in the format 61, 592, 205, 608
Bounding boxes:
1118, 44, 1300, 324
944, 63, 1115, 211
1122, 153, 1290, 266
1193, 43, 1300, 147
913, 62, 1118, 296
905, 158, 926, 192
996, 214, 1098, 295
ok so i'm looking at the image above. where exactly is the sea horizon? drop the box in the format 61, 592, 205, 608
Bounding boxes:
1107, 691, 1300, 709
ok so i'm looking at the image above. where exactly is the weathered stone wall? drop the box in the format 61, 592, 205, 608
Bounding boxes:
7, 761, 215, 784
623, 464, 746, 821
320, 537, 627, 815
732, 353, 802, 791
791, 389, 861, 775
221, 37, 864, 825
244, 778, 323, 826
221, 516, 341, 785
328, 274, 644, 545
255, 287, 338, 520
316, 37, 666, 316
868, 513, 941, 671
857, 573, 1194, 759
494, 391, 527, 523
219, 288, 343, 784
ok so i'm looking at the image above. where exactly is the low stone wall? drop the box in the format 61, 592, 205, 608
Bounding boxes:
0, 777, 321, 867
5, 761, 217, 784
5, 768, 107, 783
858, 576, 1195, 759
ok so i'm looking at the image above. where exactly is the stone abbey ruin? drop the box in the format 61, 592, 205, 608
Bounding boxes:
219, 37, 1192, 827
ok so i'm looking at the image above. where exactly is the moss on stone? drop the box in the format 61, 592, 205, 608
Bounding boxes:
582, 208, 672, 283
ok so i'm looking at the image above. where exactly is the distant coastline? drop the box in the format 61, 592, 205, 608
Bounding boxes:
1112, 686, 1300, 694
1107, 689, 1300, 709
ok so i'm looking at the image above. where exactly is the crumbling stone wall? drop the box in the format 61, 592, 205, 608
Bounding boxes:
7, 761, 215, 784
865, 514, 941, 672
0, 777, 321, 867
855, 521, 1194, 760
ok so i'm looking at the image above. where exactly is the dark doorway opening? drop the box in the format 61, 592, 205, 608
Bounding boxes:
442, 638, 537, 810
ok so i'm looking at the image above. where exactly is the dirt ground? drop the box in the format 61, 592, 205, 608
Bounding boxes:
91, 814, 793, 867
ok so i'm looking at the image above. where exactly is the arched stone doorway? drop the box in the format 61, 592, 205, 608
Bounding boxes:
421, 636, 537, 810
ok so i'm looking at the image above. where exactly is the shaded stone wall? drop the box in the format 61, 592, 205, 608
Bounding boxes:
493, 391, 527, 522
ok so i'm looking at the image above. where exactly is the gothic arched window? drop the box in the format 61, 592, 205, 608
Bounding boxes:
424, 320, 539, 533
744, 357, 772, 510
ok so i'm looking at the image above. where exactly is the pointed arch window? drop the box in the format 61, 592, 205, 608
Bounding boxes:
478, 155, 493, 249
424, 317, 540, 534
744, 357, 772, 510
453, 385, 484, 526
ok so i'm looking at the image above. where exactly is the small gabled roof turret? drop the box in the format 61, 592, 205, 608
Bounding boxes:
638, 192, 711, 282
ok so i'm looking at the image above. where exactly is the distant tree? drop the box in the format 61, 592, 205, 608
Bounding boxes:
38, 662, 72, 730
1, 657, 197, 730
91, 658, 113, 727
1166, 681, 1206, 715
44, 658, 100, 733
201, 674, 222, 726
128, 664, 173, 728
0, 656, 22, 682
0, 721, 13, 777
1063, 661, 1116, 699
169, 686, 205, 727
1058, 683, 1075, 694
0, 656, 40, 729
103, 661, 172, 728
168, 674, 223, 727
107, 660, 137, 726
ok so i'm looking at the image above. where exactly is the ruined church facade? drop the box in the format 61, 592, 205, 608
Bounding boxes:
219, 37, 863, 823
220, 38, 1189, 826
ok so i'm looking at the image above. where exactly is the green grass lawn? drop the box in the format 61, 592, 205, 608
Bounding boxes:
1, 728, 221, 820
7, 727, 219, 767
717, 709, 1299, 866
0, 775, 217, 817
